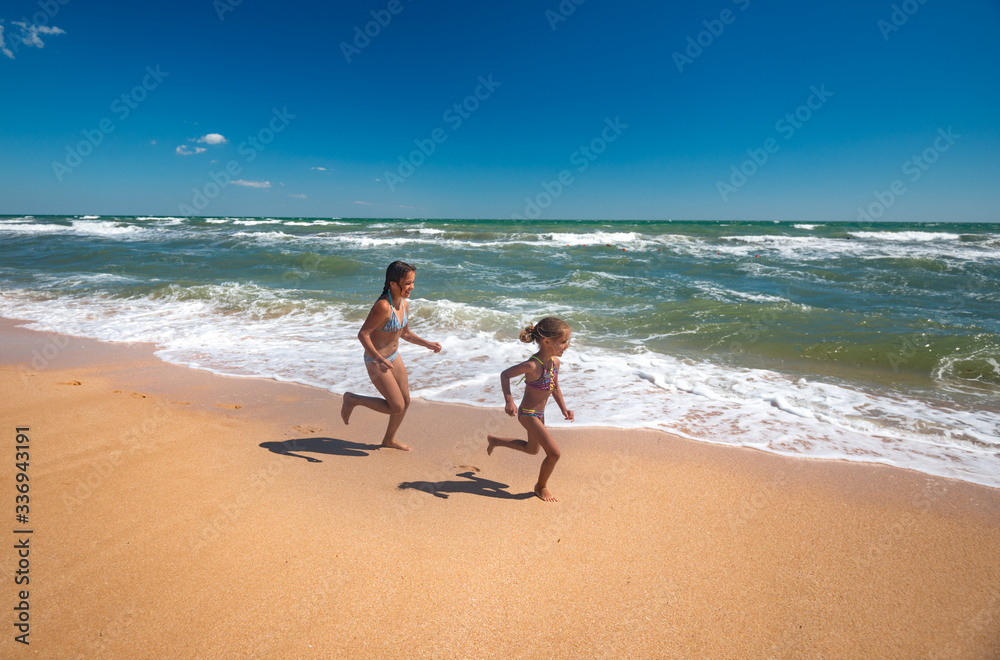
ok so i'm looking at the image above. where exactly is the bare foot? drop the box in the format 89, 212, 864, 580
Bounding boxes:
341, 393, 356, 425
535, 485, 558, 502
487, 434, 498, 456
381, 439, 411, 451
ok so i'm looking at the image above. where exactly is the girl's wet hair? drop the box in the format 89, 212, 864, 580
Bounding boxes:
520, 317, 570, 344
381, 260, 415, 296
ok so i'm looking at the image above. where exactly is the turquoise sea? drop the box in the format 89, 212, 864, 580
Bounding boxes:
1, 215, 998, 486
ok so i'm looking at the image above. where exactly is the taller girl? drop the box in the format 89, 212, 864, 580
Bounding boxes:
341, 261, 441, 451
487, 317, 573, 502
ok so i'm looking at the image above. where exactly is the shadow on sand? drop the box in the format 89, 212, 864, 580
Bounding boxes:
399, 471, 536, 500
260, 437, 381, 463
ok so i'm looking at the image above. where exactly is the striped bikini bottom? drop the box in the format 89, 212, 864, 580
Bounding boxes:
518, 407, 545, 421
364, 349, 398, 366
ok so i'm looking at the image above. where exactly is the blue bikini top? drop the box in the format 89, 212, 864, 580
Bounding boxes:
378, 291, 407, 332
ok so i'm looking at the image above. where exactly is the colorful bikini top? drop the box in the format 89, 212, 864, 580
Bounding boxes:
378, 291, 407, 332
525, 355, 557, 391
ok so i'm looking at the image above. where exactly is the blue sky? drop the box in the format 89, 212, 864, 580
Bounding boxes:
1, 0, 998, 221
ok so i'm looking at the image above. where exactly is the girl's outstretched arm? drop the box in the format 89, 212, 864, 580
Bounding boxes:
551, 358, 574, 421
400, 326, 441, 352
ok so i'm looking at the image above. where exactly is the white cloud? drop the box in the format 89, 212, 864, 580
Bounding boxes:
6, 22, 65, 53
232, 180, 271, 188
176, 145, 206, 156
34, 25, 65, 36
311, 166, 328, 171
0, 26, 13, 60
353, 200, 374, 206
288, 194, 307, 199
197, 133, 228, 145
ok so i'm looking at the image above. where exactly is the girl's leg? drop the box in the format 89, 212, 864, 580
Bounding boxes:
487, 415, 561, 502
522, 417, 561, 502
379, 358, 411, 450
486, 434, 530, 454
342, 360, 410, 450
486, 413, 543, 455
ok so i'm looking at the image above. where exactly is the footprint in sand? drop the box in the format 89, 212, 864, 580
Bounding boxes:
58, 380, 82, 386
112, 390, 122, 394
215, 403, 242, 409
130, 393, 147, 399
171, 401, 191, 405
455, 465, 481, 473
291, 425, 320, 434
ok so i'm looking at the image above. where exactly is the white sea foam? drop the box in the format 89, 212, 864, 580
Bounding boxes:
228, 230, 455, 249
231, 230, 299, 241
406, 227, 447, 235
848, 231, 962, 241
650, 233, 701, 247
718, 233, 998, 263
189, 223, 1000, 265
546, 231, 642, 246
1, 286, 998, 488
32, 272, 140, 287
722, 235, 824, 246
0, 223, 69, 234
284, 220, 349, 226
70, 221, 162, 239
581, 270, 633, 282
338, 235, 445, 248
688, 280, 791, 304
0, 220, 162, 240
80, 215, 101, 219
233, 219, 284, 226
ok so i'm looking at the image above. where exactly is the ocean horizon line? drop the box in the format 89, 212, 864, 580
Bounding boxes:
3, 214, 999, 225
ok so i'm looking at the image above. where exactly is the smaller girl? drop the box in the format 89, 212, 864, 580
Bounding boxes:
487, 317, 573, 502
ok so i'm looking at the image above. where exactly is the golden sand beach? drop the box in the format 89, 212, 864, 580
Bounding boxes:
1, 318, 998, 658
